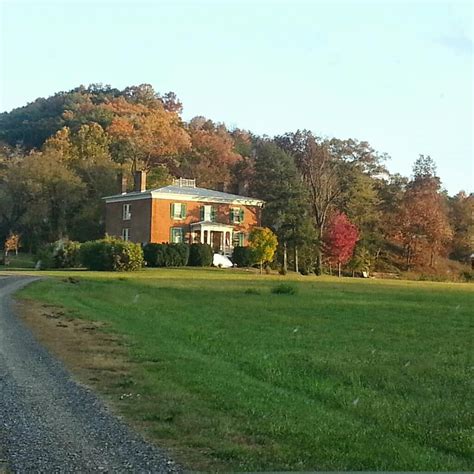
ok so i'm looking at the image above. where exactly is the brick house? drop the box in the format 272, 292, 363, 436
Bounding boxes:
103, 173, 264, 255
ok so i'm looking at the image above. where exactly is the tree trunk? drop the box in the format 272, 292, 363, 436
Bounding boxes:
294, 246, 299, 273
283, 242, 288, 273
260, 261, 263, 275
338, 262, 341, 277
316, 248, 322, 275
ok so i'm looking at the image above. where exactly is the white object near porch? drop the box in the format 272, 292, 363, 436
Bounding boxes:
213, 253, 233, 268
190, 221, 234, 256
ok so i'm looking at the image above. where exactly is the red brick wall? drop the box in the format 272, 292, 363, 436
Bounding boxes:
105, 198, 152, 243
106, 197, 261, 244
150, 199, 261, 244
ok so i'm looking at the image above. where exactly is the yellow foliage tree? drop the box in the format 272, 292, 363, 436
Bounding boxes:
248, 227, 278, 274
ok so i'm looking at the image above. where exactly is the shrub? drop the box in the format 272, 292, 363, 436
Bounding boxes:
36, 239, 81, 269
232, 246, 255, 267
460, 270, 473, 282
244, 288, 261, 295
271, 283, 297, 295
188, 243, 213, 267
143, 243, 189, 267
80, 237, 143, 271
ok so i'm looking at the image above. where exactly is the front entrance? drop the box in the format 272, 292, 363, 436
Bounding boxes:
190, 222, 235, 256
211, 231, 221, 253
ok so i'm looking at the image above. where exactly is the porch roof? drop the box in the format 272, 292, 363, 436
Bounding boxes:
190, 221, 235, 230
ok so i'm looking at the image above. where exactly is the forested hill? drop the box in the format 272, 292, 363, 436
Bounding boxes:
0, 83, 472, 275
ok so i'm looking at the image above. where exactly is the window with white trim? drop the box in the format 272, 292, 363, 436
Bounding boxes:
200, 205, 216, 222
171, 227, 184, 243
171, 202, 186, 219
122, 228, 130, 241
203, 205, 212, 221
233, 232, 245, 247
123, 203, 131, 220
230, 207, 244, 224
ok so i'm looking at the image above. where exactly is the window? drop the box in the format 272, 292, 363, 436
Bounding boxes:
201, 205, 216, 222
233, 232, 245, 247
171, 227, 184, 243
230, 207, 244, 224
122, 228, 130, 241
171, 202, 186, 219
123, 203, 131, 220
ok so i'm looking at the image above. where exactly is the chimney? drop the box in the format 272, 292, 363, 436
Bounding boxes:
118, 173, 127, 194
134, 170, 147, 192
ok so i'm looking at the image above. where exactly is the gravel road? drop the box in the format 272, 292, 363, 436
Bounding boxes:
0, 276, 180, 473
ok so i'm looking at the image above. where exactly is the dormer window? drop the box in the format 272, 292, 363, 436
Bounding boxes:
123, 203, 131, 220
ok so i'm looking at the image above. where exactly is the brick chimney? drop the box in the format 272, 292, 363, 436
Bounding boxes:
118, 173, 127, 194
134, 170, 147, 192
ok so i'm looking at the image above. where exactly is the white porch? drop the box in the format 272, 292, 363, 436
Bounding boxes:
190, 221, 234, 256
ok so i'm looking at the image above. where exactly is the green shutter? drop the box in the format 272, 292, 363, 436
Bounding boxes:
230, 208, 234, 223
239, 232, 245, 246
170, 203, 175, 218
181, 203, 187, 219
211, 206, 216, 222
239, 208, 244, 222
170, 228, 174, 242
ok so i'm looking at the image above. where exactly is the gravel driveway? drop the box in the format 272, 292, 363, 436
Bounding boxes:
0, 276, 179, 473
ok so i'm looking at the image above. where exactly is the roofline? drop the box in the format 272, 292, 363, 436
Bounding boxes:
103, 190, 264, 206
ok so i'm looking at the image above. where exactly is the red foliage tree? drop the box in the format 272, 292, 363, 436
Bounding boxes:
324, 212, 359, 276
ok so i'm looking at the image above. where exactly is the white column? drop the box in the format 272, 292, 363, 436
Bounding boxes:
207, 229, 211, 245
200, 227, 205, 243
220, 232, 224, 253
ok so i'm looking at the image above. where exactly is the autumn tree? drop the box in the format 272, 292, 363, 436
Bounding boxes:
324, 212, 359, 277
447, 191, 473, 262
105, 97, 190, 172
394, 156, 452, 268
178, 118, 242, 188
248, 227, 278, 274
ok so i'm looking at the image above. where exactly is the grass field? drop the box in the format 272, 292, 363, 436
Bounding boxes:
14, 268, 474, 471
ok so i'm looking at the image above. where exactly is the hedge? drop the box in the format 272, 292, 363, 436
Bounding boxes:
143, 243, 189, 267
188, 243, 213, 267
80, 237, 143, 271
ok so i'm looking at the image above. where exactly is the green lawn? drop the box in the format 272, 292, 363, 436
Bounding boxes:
16, 268, 474, 471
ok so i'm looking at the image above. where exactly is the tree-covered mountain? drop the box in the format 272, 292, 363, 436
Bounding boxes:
0, 83, 471, 275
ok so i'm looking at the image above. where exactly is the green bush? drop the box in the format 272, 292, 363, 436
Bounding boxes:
36, 239, 81, 269
188, 243, 213, 267
143, 243, 189, 267
232, 246, 255, 267
80, 237, 143, 271
271, 283, 297, 295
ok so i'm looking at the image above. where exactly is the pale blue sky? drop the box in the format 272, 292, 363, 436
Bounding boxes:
1, 0, 472, 194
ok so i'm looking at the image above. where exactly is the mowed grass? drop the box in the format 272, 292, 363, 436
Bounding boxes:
17, 268, 474, 471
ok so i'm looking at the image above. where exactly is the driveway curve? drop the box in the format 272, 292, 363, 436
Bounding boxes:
0, 276, 179, 473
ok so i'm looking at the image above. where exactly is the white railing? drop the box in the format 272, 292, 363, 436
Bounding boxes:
173, 178, 196, 188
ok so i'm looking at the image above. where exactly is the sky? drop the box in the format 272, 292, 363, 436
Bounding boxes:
1, 0, 472, 194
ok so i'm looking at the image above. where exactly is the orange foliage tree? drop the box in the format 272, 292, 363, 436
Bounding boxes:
104, 97, 191, 172
394, 156, 452, 268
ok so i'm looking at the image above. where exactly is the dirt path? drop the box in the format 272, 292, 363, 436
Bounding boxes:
0, 276, 179, 473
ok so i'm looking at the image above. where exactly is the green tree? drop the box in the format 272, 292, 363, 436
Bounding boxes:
250, 140, 310, 272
